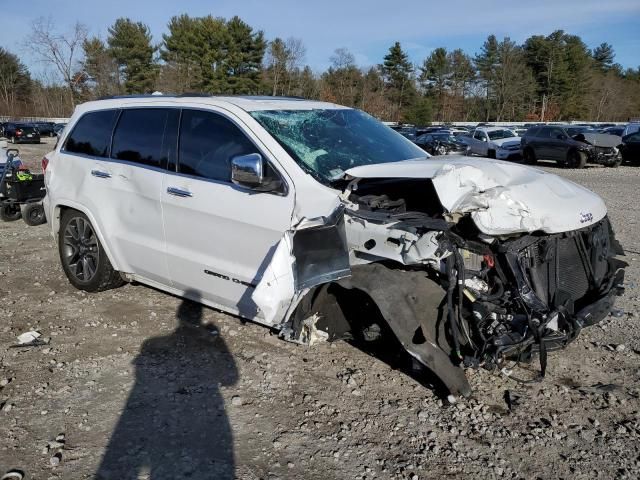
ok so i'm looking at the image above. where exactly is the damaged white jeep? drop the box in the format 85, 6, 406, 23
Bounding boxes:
44, 96, 626, 397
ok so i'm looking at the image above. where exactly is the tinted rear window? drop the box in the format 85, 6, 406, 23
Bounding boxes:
65, 110, 119, 157
111, 108, 179, 169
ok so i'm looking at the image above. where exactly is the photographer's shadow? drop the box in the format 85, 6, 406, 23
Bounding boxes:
96, 290, 238, 479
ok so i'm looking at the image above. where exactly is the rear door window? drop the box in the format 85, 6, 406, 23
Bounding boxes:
111, 108, 179, 169
178, 109, 260, 182
549, 127, 565, 139
64, 110, 119, 157
537, 127, 552, 139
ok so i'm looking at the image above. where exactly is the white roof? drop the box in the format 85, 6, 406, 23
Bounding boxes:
477, 126, 515, 132
76, 95, 347, 113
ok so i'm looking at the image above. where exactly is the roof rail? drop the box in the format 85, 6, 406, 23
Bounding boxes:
96, 93, 308, 101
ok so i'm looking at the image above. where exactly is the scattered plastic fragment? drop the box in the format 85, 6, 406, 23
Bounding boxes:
13, 331, 48, 348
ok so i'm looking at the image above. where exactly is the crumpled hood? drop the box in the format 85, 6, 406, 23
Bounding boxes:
491, 137, 521, 148
578, 133, 622, 148
344, 157, 607, 235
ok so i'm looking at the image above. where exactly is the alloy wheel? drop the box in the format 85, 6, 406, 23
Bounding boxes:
62, 217, 99, 282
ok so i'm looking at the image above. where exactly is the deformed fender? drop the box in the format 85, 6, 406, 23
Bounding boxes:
336, 263, 472, 397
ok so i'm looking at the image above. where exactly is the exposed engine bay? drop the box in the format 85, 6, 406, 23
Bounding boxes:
280, 176, 627, 397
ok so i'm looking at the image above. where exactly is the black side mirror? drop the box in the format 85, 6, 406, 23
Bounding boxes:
556, 134, 566, 140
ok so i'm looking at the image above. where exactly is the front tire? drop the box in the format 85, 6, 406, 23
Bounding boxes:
0, 204, 21, 221
58, 210, 124, 292
606, 154, 622, 168
21, 203, 46, 226
566, 149, 587, 169
487, 149, 496, 159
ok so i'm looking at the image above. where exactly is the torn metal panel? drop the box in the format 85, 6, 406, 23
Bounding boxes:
336, 263, 472, 398
345, 213, 447, 266
252, 206, 351, 326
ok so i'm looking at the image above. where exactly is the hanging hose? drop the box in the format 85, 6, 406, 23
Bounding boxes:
446, 255, 463, 360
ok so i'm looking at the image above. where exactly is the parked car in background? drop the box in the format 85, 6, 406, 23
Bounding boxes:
32, 122, 56, 137
622, 123, 640, 138
54, 123, 67, 136
415, 132, 468, 155
389, 125, 418, 141
621, 131, 640, 164
466, 127, 521, 160
2, 123, 41, 144
42, 95, 626, 398
520, 125, 621, 168
599, 126, 625, 136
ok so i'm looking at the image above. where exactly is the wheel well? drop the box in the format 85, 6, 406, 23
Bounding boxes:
52, 205, 121, 271
288, 263, 471, 397
53, 205, 71, 240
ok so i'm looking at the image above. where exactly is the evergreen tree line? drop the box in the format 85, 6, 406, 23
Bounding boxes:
1, 14, 639, 122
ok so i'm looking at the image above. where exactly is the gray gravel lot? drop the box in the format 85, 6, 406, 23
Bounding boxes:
1, 138, 639, 479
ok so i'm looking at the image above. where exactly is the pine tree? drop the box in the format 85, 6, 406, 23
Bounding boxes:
380, 42, 415, 121
0, 47, 31, 113
82, 37, 121, 98
475, 35, 499, 120
592, 43, 616, 72
107, 18, 158, 94
222, 16, 266, 94
419, 47, 450, 121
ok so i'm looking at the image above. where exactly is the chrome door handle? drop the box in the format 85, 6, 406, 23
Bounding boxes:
91, 170, 111, 178
167, 187, 193, 198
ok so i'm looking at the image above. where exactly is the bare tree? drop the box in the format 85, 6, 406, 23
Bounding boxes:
284, 38, 306, 95
26, 17, 88, 108
265, 37, 306, 96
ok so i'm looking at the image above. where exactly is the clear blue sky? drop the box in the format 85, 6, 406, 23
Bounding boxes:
2, 0, 639, 81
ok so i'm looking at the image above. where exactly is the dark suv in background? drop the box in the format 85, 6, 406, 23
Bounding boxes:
521, 125, 622, 168
2, 123, 41, 144
32, 122, 56, 137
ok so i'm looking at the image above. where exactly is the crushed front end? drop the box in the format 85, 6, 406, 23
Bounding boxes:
575, 132, 623, 166
255, 159, 627, 397
333, 172, 627, 396
455, 216, 626, 374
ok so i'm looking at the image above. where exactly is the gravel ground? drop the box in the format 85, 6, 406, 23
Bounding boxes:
1, 138, 639, 479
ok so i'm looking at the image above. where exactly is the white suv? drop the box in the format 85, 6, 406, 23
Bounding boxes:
44, 95, 625, 397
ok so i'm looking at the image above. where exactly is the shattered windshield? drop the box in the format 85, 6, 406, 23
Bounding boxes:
487, 129, 516, 140
250, 109, 427, 184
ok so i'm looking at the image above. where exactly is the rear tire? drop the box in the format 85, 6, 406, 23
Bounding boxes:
523, 147, 537, 165
566, 149, 587, 169
21, 203, 46, 226
58, 209, 124, 292
0, 204, 22, 221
